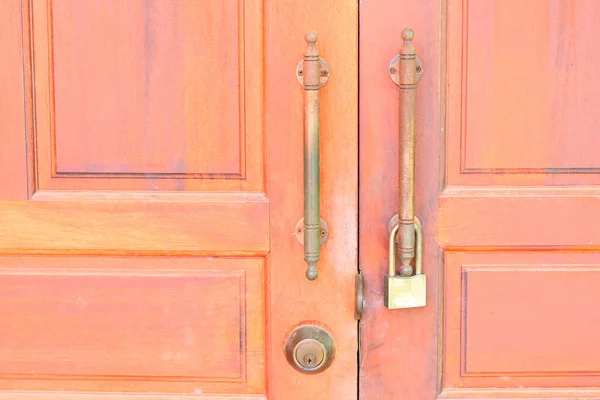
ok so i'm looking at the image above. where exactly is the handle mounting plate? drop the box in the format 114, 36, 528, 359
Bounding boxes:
296, 58, 331, 87
295, 218, 329, 246
388, 54, 423, 85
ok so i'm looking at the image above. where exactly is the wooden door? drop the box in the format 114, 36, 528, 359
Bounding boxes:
0, 1, 357, 399
360, 0, 600, 398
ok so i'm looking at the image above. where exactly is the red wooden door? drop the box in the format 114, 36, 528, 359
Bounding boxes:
0, 1, 357, 399
360, 0, 600, 399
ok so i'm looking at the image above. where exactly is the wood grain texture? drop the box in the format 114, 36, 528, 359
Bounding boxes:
2, 0, 358, 398
438, 0, 600, 398
0, 395, 267, 400
362, 0, 600, 399
445, 252, 600, 389
31, 0, 263, 192
266, 0, 358, 398
0, 256, 264, 394
359, 1, 442, 399
50, 1, 242, 176
439, 190, 600, 248
447, 0, 600, 186
0, 195, 268, 255
438, 388, 600, 399
0, 0, 28, 200
1, 0, 270, 397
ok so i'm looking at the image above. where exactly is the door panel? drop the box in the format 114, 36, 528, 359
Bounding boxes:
266, 1, 358, 398
360, 0, 600, 399
4, 0, 266, 395
35, 0, 262, 191
50, 1, 243, 177
359, 1, 442, 398
0, 196, 268, 255
447, 0, 600, 186
440, 1, 600, 397
0, 256, 264, 393
0, 0, 28, 200
444, 252, 600, 387
0, 0, 357, 398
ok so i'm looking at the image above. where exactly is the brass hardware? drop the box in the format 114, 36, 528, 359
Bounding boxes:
384, 29, 426, 310
295, 218, 329, 246
388, 55, 423, 85
355, 271, 364, 320
296, 59, 330, 87
284, 325, 335, 374
395, 28, 418, 274
297, 32, 330, 281
384, 215, 425, 309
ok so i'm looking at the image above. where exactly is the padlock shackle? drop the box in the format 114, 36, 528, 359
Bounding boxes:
388, 216, 422, 277
388, 223, 400, 277
414, 217, 422, 275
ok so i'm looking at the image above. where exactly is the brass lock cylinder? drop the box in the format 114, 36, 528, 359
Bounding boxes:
284, 325, 335, 374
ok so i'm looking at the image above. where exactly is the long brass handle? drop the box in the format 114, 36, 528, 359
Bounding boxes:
384, 29, 426, 309
296, 32, 330, 280
396, 28, 418, 276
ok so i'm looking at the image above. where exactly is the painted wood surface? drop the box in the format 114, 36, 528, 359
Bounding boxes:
359, 0, 442, 398
266, 0, 358, 398
360, 0, 600, 398
0, 1, 358, 398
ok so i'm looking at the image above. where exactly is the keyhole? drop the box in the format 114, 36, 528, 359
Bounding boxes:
304, 353, 316, 366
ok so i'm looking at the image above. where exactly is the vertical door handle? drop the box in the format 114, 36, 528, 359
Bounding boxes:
395, 28, 418, 275
384, 29, 426, 309
295, 32, 330, 280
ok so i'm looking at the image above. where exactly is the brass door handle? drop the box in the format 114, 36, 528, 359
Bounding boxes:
384, 29, 426, 309
295, 32, 330, 280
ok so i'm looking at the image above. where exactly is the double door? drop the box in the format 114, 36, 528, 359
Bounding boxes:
1, 1, 599, 399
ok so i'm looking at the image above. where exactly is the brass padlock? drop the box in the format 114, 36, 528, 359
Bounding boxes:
384, 218, 426, 309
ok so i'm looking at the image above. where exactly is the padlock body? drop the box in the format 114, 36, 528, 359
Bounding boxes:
384, 273, 426, 309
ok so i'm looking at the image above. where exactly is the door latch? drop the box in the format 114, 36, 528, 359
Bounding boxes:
355, 271, 364, 320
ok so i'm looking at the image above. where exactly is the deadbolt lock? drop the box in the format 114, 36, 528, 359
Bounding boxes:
294, 338, 326, 369
284, 325, 335, 374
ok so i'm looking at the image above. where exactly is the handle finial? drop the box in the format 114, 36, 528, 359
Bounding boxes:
400, 28, 416, 56
305, 31, 318, 44
401, 28, 414, 42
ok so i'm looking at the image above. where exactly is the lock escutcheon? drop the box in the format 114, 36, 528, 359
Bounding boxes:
284, 325, 335, 374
